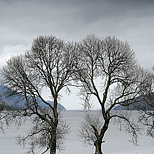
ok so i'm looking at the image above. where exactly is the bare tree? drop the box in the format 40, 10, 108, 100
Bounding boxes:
74, 35, 153, 154
139, 95, 154, 138
0, 35, 75, 154
138, 78, 154, 138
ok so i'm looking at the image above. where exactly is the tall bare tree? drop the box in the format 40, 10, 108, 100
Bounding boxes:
75, 35, 153, 154
1, 35, 76, 154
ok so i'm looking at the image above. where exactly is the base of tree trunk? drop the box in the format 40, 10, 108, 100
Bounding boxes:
95, 141, 103, 154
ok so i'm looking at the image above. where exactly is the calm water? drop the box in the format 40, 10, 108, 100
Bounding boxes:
0, 110, 153, 154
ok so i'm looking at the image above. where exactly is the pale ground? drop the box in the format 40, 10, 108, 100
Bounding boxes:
0, 111, 153, 154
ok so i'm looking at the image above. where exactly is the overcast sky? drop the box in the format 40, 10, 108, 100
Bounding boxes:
0, 0, 154, 110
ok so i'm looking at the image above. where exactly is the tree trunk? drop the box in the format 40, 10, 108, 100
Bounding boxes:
50, 130, 57, 154
50, 101, 58, 154
49, 121, 57, 154
94, 140, 103, 154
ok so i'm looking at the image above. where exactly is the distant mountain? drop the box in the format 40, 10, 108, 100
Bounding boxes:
0, 85, 66, 111
113, 94, 154, 111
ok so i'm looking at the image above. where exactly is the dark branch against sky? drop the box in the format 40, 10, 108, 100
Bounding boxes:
0, 0, 154, 109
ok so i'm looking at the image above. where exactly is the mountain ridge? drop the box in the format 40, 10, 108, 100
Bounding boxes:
113, 93, 154, 111
0, 85, 66, 110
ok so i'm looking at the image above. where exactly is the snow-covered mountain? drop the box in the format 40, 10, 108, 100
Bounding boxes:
0, 85, 66, 110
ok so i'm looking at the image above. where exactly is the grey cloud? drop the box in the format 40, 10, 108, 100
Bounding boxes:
0, 0, 154, 110
0, 0, 154, 69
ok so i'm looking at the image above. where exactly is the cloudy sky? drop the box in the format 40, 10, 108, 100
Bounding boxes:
0, 0, 154, 109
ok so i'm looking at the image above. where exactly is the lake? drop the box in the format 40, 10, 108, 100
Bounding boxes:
0, 110, 153, 154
